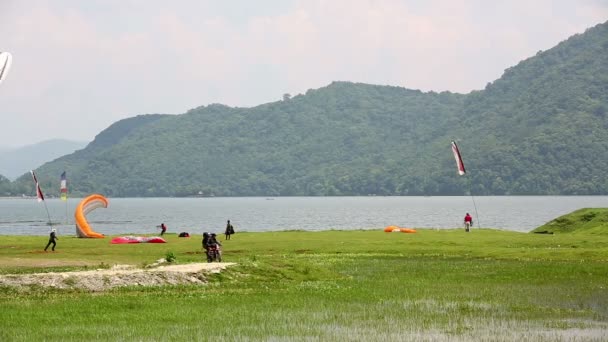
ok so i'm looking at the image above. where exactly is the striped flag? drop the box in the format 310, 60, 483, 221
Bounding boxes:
451, 141, 466, 176
60, 171, 67, 201
30, 170, 45, 202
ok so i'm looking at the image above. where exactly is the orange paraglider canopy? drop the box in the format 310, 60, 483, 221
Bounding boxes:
384, 225, 417, 233
74, 194, 107, 238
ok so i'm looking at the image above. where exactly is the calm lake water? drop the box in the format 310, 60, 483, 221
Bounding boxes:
0, 196, 605, 236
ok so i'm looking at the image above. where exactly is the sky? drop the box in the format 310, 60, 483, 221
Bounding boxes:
0, 0, 606, 148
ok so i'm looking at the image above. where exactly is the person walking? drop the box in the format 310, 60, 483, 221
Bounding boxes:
44, 228, 58, 251
159, 223, 167, 236
464, 213, 473, 232
224, 220, 235, 240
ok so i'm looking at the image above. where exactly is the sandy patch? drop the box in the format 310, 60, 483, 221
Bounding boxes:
0, 262, 236, 292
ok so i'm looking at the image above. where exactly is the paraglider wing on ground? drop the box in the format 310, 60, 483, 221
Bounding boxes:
75, 194, 108, 238
110, 236, 167, 244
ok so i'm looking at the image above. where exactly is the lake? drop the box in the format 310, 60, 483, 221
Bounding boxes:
1, 196, 605, 236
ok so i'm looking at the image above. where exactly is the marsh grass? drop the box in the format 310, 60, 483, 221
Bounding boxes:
1, 229, 607, 341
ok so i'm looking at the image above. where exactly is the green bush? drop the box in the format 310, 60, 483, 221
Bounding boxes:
165, 251, 176, 263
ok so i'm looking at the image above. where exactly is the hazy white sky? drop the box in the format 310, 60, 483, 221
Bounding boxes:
0, 0, 606, 148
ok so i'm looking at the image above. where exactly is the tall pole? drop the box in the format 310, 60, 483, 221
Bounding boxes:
31, 170, 53, 230
60, 171, 69, 225
451, 140, 480, 228
42, 198, 53, 229
468, 176, 481, 228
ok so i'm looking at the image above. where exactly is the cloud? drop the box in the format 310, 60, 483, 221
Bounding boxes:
0, 0, 606, 147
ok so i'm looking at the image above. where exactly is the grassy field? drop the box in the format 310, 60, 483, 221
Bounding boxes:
533, 208, 608, 234
1, 226, 608, 341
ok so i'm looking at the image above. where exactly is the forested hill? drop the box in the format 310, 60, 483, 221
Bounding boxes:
459, 20, 608, 194
6, 21, 608, 197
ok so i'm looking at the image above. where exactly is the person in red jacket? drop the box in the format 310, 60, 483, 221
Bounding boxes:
464, 213, 473, 232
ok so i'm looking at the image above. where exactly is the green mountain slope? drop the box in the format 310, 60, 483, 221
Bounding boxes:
458, 21, 608, 195
18, 87, 465, 196
5, 21, 608, 197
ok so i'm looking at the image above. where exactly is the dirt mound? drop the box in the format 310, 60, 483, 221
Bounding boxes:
0, 262, 235, 292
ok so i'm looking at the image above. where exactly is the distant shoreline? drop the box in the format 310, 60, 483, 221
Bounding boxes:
0, 196, 39, 200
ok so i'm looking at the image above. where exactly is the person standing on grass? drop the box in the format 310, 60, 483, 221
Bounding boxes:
44, 228, 58, 251
225, 220, 235, 240
464, 213, 473, 232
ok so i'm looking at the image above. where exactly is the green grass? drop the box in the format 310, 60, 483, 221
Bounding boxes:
1, 229, 608, 341
533, 208, 608, 234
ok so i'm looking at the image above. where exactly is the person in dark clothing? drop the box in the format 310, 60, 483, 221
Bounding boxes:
159, 223, 167, 236
44, 228, 58, 251
202, 232, 210, 261
225, 220, 235, 240
207, 233, 221, 246
206, 233, 222, 262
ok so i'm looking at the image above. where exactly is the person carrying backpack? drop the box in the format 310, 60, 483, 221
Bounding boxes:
225, 220, 235, 240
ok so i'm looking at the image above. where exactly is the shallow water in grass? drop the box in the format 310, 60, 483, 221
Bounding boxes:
1, 196, 607, 236
2, 256, 607, 341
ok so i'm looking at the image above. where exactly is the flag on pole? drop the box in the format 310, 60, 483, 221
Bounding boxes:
30, 170, 45, 202
451, 141, 466, 176
60, 171, 67, 201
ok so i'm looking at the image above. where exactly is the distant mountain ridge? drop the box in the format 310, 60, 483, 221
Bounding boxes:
3, 21, 608, 197
0, 139, 87, 180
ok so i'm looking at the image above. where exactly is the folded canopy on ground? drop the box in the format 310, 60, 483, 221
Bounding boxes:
384, 225, 417, 233
111, 236, 167, 244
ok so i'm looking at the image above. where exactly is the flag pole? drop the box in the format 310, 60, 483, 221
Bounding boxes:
467, 177, 481, 228
451, 141, 481, 228
60, 171, 68, 225
42, 199, 53, 228
31, 170, 53, 230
